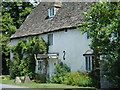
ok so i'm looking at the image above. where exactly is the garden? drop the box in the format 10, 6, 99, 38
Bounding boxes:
1, 75, 96, 89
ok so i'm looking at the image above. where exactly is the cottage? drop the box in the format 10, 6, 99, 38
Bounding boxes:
10, 2, 93, 78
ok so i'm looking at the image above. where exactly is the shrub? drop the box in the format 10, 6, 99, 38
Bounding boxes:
51, 62, 70, 83
63, 72, 92, 87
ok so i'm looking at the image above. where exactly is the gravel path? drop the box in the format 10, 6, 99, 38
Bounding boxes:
0, 84, 41, 90
1, 84, 27, 88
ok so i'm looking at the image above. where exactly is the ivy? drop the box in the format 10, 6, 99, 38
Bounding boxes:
10, 37, 48, 79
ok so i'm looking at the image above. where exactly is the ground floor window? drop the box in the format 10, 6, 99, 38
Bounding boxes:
85, 55, 94, 71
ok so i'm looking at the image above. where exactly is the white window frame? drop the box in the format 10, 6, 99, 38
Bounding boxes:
85, 55, 93, 72
48, 33, 53, 46
48, 7, 55, 18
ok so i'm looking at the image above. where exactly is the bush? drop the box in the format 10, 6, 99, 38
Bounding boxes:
63, 72, 92, 87
51, 62, 70, 83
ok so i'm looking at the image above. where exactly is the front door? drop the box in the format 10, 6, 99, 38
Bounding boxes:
36, 60, 46, 74
49, 59, 58, 79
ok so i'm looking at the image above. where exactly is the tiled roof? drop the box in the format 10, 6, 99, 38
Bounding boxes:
11, 2, 92, 39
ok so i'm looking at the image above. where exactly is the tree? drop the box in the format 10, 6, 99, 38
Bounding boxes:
1, 2, 35, 74
79, 2, 120, 88
2, 2, 34, 28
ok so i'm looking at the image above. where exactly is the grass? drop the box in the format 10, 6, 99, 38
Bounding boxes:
0, 76, 96, 89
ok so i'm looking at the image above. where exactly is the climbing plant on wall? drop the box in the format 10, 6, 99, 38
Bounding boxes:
10, 37, 48, 79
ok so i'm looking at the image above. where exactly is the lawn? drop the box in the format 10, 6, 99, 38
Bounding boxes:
0, 76, 96, 89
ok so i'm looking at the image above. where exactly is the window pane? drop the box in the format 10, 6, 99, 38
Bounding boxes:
49, 8, 54, 17
38, 61, 42, 70
50, 9, 52, 16
87, 32, 90, 39
48, 34, 53, 45
52, 8, 54, 15
86, 57, 88, 70
85, 55, 93, 71
89, 56, 91, 70
51, 8, 54, 16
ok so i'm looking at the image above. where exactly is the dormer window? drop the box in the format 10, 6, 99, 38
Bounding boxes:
48, 7, 56, 18
48, 2, 62, 19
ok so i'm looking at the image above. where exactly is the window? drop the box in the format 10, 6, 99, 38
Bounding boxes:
87, 32, 90, 39
48, 7, 55, 18
37, 60, 45, 74
64, 28, 67, 32
48, 34, 53, 45
85, 55, 93, 71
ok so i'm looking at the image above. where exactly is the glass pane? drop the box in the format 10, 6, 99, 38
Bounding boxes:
38, 61, 42, 70
86, 57, 88, 70
52, 8, 54, 15
48, 34, 53, 45
50, 8, 54, 16
89, 56, 91, 70
50, 9, 52, 16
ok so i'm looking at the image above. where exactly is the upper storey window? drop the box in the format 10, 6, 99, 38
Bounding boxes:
48, 33, 53, 46
48, 2, 62, 18
48, 7, 56, 18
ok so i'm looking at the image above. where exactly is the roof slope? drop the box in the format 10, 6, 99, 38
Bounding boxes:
11, 2, 91, 39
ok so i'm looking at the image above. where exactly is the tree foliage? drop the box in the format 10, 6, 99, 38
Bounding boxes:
10, 38, 48, 79
2, 2, 34, 28
79, 2, 120, 88
1, 2, 34, 74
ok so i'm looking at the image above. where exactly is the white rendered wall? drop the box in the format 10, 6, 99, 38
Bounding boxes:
48, 29, 91, 72
10, 29, 91, 74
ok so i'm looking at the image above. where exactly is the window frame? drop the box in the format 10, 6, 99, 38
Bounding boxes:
84, 55, 93, 72
48, 7, 55, 18
48, 33, 53, 46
